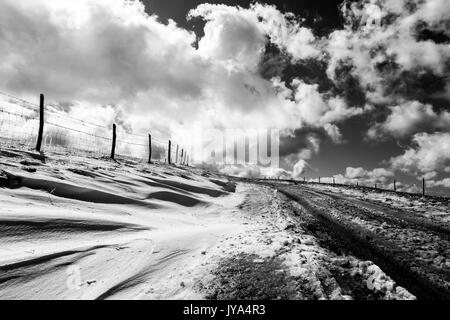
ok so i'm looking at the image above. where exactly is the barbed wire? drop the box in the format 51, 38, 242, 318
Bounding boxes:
47, 109, 109, 130
0, 91, 39, 110
0, 91, 189, 163
45, 121, 111, 141
1, 91, 170, 138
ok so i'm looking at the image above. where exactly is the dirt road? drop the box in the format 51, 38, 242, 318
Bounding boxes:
268, 182, 450, 300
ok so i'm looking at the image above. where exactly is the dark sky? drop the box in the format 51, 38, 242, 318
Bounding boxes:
143, 0, 345, 33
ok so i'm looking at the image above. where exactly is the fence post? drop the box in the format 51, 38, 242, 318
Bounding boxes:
394, 179, 396, 192
304, 177, 306, 183
168, 140, 172, 165
422, 178, 425, 196
187, 156, 189, 167
148, 134, 152, 164
333, 177, 335, 185
181, 149, 184, 165
175, 145, 179, 164
375, 183, 377, 190
111, 124, 117, 159
35, 94, 44, 152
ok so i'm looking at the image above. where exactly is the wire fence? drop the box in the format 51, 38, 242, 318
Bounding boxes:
0, 91, 189, 164
255, 176, 449, 198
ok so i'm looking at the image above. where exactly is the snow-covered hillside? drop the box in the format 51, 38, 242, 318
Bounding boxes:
0, 148, 419, 300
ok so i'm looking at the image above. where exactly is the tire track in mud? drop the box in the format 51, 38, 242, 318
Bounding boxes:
306, 188, 450, 239
269, 183, 450, 300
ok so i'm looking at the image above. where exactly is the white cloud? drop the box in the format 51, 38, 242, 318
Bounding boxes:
390, 132, 450, 175
344, 166, 394, 183
327, 0, 450, 105
423, 171, 438, 180
324, 124, 344, 144
219, 164, 261, 179
430, 178, 450, 188
368, 101, 450, 139
0, 0, 363, 166
218, 163, 291, 179
2, 0, 447, 182
188, 4, 267, 71
291, 80, 365, 128
189, 3, 321, 69
369, 168, 394, 180
250, 4, 321, 61
345, 167, 368, 179
292, 159, 308, 179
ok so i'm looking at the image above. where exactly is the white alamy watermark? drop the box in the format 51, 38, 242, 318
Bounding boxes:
192, 128, 280, 169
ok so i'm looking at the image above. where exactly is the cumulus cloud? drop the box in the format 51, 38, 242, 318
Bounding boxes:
188, 3, 321, 68
0, 0, 448, 185
324, 123, 344, 144
291, 80, 365, 127
368, 101, 450, 139
218, 163, 291, 179
345, 167, 368, 179
430, 178, 450, 188
292, 159, 309, 178
281, 133, 320, 177
326, 0, 450, 105
0, 0, 202, 101
188, 4, 267, 71
249, 4, 321, 61
219, 164, 262, 179
0, 0, 366, 167
390, 132, 450, 175
344, 166, 394, 183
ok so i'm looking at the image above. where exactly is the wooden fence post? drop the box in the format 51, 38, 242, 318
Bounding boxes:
168, 140, 172, 165
35, 94, 44, 152
394, 179, 397, 192
187, 156, 189, 166
175, 145, 179, 164
148, 134, 152, 164
181, 149, 184, 165
333, 177, 335, 185
422, 178, 425, 196
111, 124, 117, 159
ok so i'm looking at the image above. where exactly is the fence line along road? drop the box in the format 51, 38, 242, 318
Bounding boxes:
0, 92, 189, 165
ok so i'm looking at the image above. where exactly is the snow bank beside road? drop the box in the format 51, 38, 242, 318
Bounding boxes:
0, 148, 239, 299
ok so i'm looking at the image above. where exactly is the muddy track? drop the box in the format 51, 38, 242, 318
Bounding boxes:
268, 183, 450, 300
306, 188, 450, 239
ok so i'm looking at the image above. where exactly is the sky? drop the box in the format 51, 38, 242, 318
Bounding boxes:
0, 0, 449, 195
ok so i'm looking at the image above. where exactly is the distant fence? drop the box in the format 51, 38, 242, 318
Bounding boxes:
241, 176, 446, 198
0, 92, 190, 165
